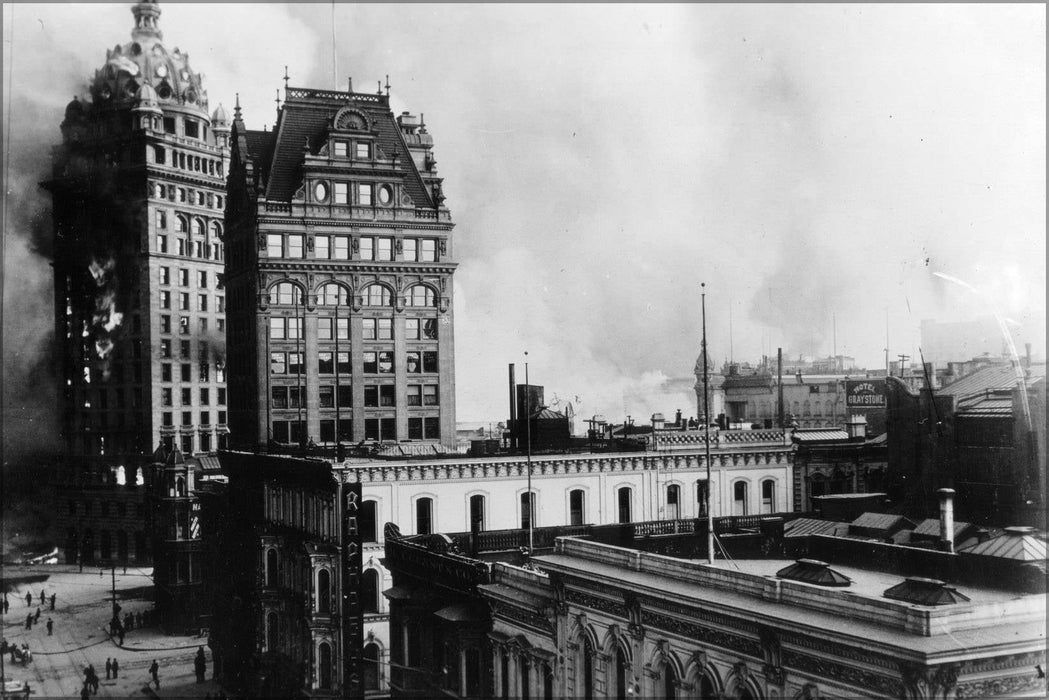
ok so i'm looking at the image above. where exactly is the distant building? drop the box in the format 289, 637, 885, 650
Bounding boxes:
920, 317, 1010, 365
223, 83, 457, 452
886, 362, 1046, 528
791, 417, 889, 512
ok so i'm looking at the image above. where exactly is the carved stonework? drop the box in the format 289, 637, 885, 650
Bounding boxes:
763, 662, 786, 687
956, 674, 1046, 698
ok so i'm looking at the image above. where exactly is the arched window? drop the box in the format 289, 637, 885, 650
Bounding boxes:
666, 484, 681, 520
318, 283, 350, 306
761, 479, 776, 514
317, 569, 331, 613
318, 642, 332, 689
569, 489, 585, 526
520, 491, 536, 530
406, 285, 435, 308
802, 400, 811, 416
699, 674, 717, 700
176, 215, 188, 233
581, 635, 594, 700
617, 487, 632, 524
363, 284, 391, 307
814, 400, 822, 417
733, 481, 748, 516
266, 611, 278, 652
210, 222, 222, 239
269, 282, 302, 306
363, 643, 380, 691
664, 660, 677, 700
416, 497, 433, 535
266, 548, 278, 587
362, 568, 380, 614
614, 645, 629, 700
191, 218, 204, 236
360, 500, 377, 542
469, 494, 485, 532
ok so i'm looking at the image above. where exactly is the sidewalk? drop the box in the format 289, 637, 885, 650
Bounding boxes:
2, 566, 226, 698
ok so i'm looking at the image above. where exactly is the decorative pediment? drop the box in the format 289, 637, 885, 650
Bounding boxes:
333, 107, 369, 132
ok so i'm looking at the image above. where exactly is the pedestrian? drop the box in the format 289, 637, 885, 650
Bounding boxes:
112, 657, 119, 679
3, 594, 9, 614
194, 645, 206, 683
25, 591, 32, 607
39, 590, 45, 606
99, 568, 103, 579
105, 658, 112, 680
122, 564, 127, 575
149, 659, 160, 689
80, 683, 90, 700
25, 613, 32, 630
88, 664, 99, 693
46, 618, 53, 636
117, 626, 124, 646
50, 593, 55, 611
34, 607, 41, 623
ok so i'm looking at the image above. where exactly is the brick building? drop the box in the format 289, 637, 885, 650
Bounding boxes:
223, 86, 457, 452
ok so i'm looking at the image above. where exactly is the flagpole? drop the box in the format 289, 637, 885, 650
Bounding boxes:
702, 283, 714, 564
525, 352, 533, 553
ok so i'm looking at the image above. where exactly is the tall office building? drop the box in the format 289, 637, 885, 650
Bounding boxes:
224, 85, 457, 452
44, 0, 231, 458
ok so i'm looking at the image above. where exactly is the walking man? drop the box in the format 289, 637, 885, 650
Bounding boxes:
3, 594, 9, 614
105, 658, 112, 680
149, 659, 160, 689
46, 617, 53, 636
25, 613, 32, 630
194, 646, 207, 683
112, 657, 119, 679
39, 590, 45, 606
50, 593, 55, 611
25, 591, 32, 607
34, 607, 41, 623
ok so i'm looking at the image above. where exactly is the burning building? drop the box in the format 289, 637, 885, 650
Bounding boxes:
43, 0, 231, 459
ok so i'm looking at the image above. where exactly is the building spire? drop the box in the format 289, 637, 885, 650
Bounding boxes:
234, 92, 242, 120
131, 1, 162, 41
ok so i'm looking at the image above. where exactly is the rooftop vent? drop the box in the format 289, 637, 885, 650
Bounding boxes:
775, 559, 852, 587
883, 577, 971, 606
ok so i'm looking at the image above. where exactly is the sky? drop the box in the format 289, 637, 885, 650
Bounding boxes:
2, 3, 1045, 455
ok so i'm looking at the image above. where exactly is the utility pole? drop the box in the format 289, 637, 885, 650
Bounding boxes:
897, 354, 911, 379
702, 283, 715, 565
525, 353, 533, 554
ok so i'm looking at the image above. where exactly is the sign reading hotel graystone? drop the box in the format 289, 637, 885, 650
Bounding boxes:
845, 380, 886, 408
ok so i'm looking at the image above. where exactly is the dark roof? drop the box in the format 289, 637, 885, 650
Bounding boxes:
911, 518, 974, 540
955, 396, 1014, 417
776, 559, 852, 587
531, 408, 567, 420
261, 88, 433, 206
939, 363, 1045, 398
243, 130, 275, 172
959, 527, 1047, 561
783, 518, 849, 538
883, 577, 971, 606
849, 512, 915, 537
721, 373, 774, 390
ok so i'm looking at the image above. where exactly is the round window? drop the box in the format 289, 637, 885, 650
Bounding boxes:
314, 181, 329, 202
378, 184, 393, 206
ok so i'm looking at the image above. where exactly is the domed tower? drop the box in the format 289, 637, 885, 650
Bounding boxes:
43, 0, 231, 463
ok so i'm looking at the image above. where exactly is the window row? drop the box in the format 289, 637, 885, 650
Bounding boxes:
269, 281, 436, 308
269, 316, 437, 341
269, 350, 438, 375
160, 363, 229, 392
160, 387, 225, 407
270, 416, 438, 444
159, 267, 223, 290
158, 430, 228, 455
160, 410, 227, 427
265, 234, 441, 262
151, 145, 224, 180
313, 180, 395, 208
151, 182, 224, 211
158, 339, 224, 367
156, 234, 224, 261
159, 292, 225, 313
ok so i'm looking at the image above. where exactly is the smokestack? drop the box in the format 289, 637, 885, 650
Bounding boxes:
508, 364, 517, 450
937, 488, 956, 554
777, 348, 784, 429
1025, 343, 1032, 370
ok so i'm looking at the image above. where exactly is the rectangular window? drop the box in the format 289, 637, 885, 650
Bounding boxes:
423, 385, 439, 406
319, 386, 334, 408
408, 417, 423, 440
179, 316, 190, 335
218, 411, 227, 425
197, 271, 207, 288
319, 318, 333, 341
337, 352, 351, 375
181, 388, 192, 406
194, 241, 205, 259
161, 388, 173, 406
161, 364, 172, 382
199, 388, 209, 406
320, 419, 335, 443
218, 388, 226, 405
197, 294, 208, 312
159, 267, 171, 285
157, 235, 168, 254
333, 141, 348, 158
179, 269, 189, 286
267, 234, 283, 257
156, 211, 168, 230
334, 182, 349, 205
288, 352, 303, 375
318, 352, 334, 374
423, 351, 439, 373
180, 340, 191, 359
376, 237, 392, 261
378, 318, 393, 340
421, 239, 437, 262
406, 351, 421, 373
184, 119, 199, 139
359, 236, 374, 260
163, 117, 176, 134
423, 319, 438, 339
160, 291, 171, 309
198, 318, 208, 334
287, 234, 304, 259
407, 385, 421, 406
337, 385, 352, 408
272, 386, 288, 409
179, 293, 190, 311
380, 385, 395, 407
403, 238, 417, 262
362, 318, 376, 340
355, 142, 371, 159
364, 418, 380, 440
333, 236, 349, 260
181, 363, 192, 382
270, 352, 286, 374
160, 315, 171, 333
161, 340, 172, 358
358, 183, 373, 206
405, 319, 419, 340
162, 411, 173, 427
363, 351, 378, 374
315, 235, 330, 260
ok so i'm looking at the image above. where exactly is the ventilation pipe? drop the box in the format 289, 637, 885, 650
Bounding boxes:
937, 488, 956, 553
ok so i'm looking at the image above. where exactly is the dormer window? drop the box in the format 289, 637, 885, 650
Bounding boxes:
184, 120, 199, 139
355, 142, 371, 160
333, 141, 348, 158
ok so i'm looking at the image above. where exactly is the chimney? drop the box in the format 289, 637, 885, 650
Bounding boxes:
937, 488, 956, 553
1025, 343, 1032, 370
508, 364, 517, 449
651, 413, 665, 431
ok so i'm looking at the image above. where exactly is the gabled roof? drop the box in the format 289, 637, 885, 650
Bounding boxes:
849, 512, 915, 538
911, 518, 974, 541
783, 518, 849, 538
939, 363, 1045, 398
959, 527, 1047, 561
955, 396, 1014, 417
